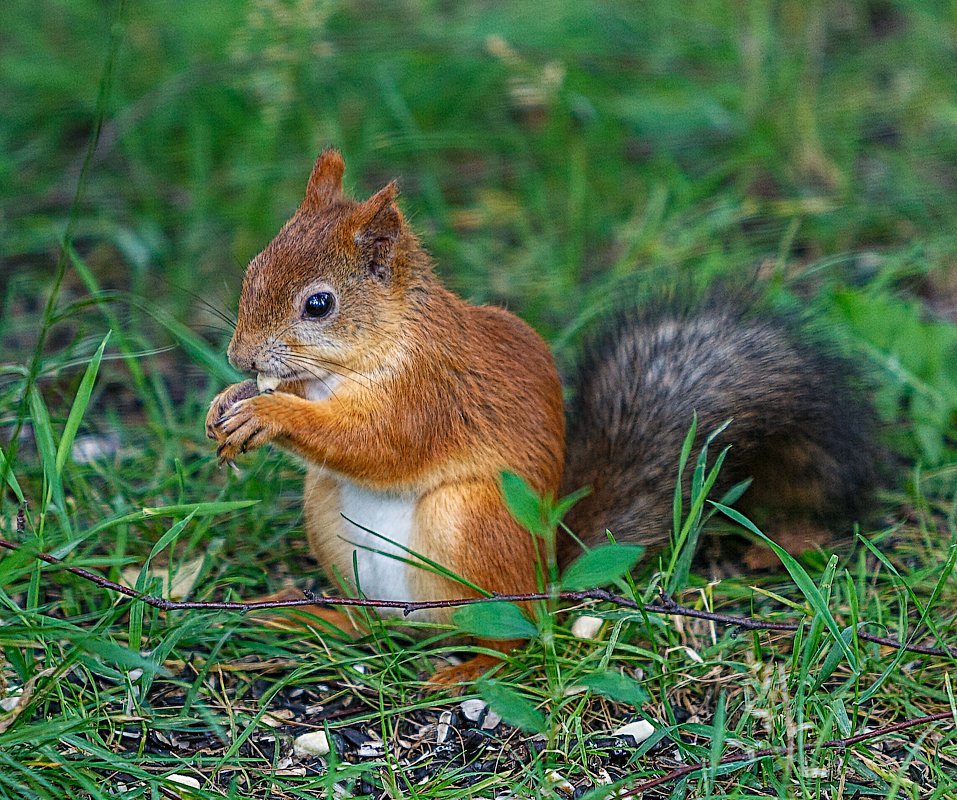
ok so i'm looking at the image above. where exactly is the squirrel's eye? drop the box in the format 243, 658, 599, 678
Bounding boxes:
303, 292, 334, 319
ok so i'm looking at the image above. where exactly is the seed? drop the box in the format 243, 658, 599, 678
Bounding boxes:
257, 373, 281, 393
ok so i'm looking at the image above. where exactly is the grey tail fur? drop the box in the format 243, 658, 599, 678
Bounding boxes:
559, 299, 878, 561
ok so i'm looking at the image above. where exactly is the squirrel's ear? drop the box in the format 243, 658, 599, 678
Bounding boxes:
352, 181, 401, 282
302, 148, 345, 211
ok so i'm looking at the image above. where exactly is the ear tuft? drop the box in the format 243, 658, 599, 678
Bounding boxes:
363, 180, 399, 219
302, 148, 345, 212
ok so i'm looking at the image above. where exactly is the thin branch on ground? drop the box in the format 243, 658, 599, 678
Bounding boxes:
1, 535, 955, 658
622, 710, 954, 795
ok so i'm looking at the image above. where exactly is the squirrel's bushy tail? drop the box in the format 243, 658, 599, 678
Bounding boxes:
560, 300, 878, 561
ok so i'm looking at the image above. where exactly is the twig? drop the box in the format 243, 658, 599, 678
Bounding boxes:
0, 537, 955, 658
622, 710, 953, 795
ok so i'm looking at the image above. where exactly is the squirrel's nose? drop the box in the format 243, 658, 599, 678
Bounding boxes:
226, 337, 257, 373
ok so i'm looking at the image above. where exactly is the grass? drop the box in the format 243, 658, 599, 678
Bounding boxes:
2, 0, 957, 796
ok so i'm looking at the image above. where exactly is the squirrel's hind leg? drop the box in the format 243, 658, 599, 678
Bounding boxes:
412, 479, 541, 687
242, 586, 364, 639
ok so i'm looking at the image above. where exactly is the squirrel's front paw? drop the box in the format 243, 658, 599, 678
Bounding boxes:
206, 380, 258, 442
215, 395, 280, 464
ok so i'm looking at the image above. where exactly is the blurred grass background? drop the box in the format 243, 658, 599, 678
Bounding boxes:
3, 1, 957, 796
4, 0, 957, 462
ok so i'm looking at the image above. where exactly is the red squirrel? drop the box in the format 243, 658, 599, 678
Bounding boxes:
206, 150, 876, 681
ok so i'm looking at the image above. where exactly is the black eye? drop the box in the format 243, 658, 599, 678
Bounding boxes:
303, 292, 334, 319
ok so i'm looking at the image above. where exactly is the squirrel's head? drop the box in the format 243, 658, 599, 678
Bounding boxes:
227, 149, 425, 384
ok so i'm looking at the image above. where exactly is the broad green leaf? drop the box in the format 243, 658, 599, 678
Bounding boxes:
499, 470, 544, 535
453, 601, 537, 640
578, 670, 649, 706
56, 331, 111, 474
561, 543, 645, 590
478, 680, 547, 733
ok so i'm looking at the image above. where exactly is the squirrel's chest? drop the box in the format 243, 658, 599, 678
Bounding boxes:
304, 470, 417, 610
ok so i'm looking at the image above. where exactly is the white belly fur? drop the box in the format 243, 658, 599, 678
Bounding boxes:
337, 479, 417, 611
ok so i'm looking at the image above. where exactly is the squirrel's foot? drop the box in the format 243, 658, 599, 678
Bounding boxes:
426, 653, 504, 693
243, 587, 363, 638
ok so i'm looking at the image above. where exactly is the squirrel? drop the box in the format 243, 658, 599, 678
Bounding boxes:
206, 149, 877, 682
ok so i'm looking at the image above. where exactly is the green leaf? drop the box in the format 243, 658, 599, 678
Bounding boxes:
813, 626, 857, 691
561, 543, 645, 590
452, 601, 537, 640
28, 385, 68, 528
56, 331, 110, 475
712, 502, 855, 665
76, 636, 169, 676
578, 670, 649, 706
709, 692, 727, 773
499, 471, 544, 534
137, 511, 198, 592
478, 680, 547, 733
550, 485, 590, 529
0, 447, 24, 504
672, 412, 698, 538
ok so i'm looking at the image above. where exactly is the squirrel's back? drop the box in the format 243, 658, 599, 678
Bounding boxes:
560, 300, 878, 561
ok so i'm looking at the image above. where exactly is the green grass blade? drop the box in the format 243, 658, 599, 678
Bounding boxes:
0, 447, 25, 504
27, 385, 68, 528
672, 413, 698, 538
55, 331, 111, 475
712, 501, 855, 665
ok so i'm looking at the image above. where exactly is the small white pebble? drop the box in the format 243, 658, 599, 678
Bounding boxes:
571, 614, 604, 639
293, 730, 331, 757
262, 708, 294, 727
0, 695, 21, 712
436, 710, 453, 743
71, 433, 120, 464
167, 774, 201, 790
480, 708, 502, 730
614, 719, 655, 746
127, 669, 143, 682
257, 373, 281, 393
357, 741, 385, 758
459, 699, 488, 722
545, 769, 574, 796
